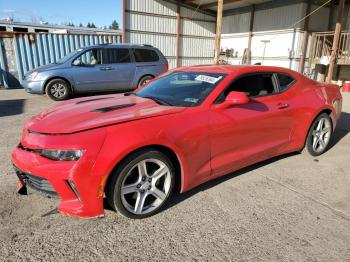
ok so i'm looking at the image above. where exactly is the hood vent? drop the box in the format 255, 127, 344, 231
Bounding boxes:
91, 103, 136, 113
76, 97, 113, 104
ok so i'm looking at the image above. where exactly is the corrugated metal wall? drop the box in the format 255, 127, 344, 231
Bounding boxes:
125, 0, 215, 68
0, 32, 121, 88
253, 3, 305, 32
221, 0, 329, 73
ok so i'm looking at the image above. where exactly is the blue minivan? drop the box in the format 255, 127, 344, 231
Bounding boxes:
22, 44, 168, 100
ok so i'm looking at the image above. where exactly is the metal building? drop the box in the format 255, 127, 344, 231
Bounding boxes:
123, 0, 344, 83
0, 30, 122, 88
124, 0, 216, 68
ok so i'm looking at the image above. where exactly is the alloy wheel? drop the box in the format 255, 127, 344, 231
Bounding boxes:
120, 158, 171, 215
311, 117, 332, 153
50, 83, 66, 98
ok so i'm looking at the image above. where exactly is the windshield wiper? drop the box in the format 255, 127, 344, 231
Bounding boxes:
143, 96, 173, 106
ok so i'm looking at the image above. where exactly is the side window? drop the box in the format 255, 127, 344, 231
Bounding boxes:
277, 73, 295, 92
216, 73, 276, 103
102, 48, 131, 64
73, 48, 101, 65
133, 49, 159, 62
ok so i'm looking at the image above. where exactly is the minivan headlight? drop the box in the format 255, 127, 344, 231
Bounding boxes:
27, 71, 38, 80
36, 149, 84, 161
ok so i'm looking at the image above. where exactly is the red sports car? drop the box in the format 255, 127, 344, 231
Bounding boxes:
12, 65, 342, 219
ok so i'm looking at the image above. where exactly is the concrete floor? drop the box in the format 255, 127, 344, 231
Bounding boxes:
0, 89, 349, 261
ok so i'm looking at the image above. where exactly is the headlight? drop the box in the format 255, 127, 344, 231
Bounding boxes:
36, 149, 84, 161
27, 71, 38, 80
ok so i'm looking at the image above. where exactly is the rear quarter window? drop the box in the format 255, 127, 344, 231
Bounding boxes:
133, 49, 159, 62
277, 73, 296, 92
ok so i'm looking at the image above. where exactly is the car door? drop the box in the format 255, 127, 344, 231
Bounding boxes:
101, 47, 136, 90
209, 72, 294, 177
69, 48, 110, 92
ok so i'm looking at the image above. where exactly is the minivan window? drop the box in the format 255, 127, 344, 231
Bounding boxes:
133, 49, 159, 62
277, 73, 295, 92
73, 48, 101, 65
56, 49, 81, 64
103, 48, 131, 64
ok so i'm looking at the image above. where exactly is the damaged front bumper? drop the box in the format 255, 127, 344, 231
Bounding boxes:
11, 128, 108, 219
14, 164, 57, 196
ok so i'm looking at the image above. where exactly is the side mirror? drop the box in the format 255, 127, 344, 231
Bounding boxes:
216, 91, 249, 109
72, 59, 82, 66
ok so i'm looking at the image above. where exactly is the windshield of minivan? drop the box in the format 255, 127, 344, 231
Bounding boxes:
135, 71, 226, 107
55, 49, 82, 64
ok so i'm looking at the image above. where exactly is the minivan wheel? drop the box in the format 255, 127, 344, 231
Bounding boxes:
45, 79, 71, 101
305, 113, 333, 156
138, 75, 153, 88
106, 150, 175, 219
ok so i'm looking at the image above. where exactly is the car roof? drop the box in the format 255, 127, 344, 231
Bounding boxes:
174, 64, 300, 76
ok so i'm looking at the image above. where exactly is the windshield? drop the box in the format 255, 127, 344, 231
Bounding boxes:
55, 49, 83, 64
135, 71, 226, 107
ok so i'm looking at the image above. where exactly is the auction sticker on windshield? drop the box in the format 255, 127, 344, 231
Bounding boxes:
195, 75, 222, 84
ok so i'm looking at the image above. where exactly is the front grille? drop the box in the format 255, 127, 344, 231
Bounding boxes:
14, 165, 57, 195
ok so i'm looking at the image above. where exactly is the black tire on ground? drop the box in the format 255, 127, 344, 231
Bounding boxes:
105, 149, 175, 219
137, 75, 154, 88
305, 113, 333, 157
45, 79, 72, 101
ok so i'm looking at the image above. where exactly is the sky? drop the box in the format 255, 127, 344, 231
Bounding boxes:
0, 0, 122, 28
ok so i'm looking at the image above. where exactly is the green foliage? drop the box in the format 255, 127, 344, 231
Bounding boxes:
109, 20, 119, 30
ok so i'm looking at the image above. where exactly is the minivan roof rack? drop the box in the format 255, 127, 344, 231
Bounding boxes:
142, 44, 153, 47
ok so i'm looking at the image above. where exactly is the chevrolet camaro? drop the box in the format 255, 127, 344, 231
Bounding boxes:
12, 65, 342, 219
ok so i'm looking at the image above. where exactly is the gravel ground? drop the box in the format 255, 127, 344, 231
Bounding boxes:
0, 89, 350, 261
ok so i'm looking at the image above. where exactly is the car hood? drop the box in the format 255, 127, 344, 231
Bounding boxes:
25, 63, 62, 76
26, 94, 186, 134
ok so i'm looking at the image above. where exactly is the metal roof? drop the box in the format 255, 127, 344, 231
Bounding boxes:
180, 0, 273, 12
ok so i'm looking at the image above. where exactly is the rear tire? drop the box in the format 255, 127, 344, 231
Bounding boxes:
305, 113, 333, 156
45, 79, 71, 101
137, 75, 153, 88
105, 150, 175, 219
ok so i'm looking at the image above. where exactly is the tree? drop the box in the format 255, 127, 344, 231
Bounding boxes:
90, 22, 96, 28
79, 23, 83, 27
87, 22, 91, 28
109, 20, 119, 30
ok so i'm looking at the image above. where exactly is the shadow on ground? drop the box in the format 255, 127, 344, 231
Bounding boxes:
0, 99, 26, 117
103, 152, 299, 212
329, 112, 350, 149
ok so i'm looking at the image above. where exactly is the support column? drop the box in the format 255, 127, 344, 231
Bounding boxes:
214, 0, 223, 64
176, 1, 181, 68
328, 0, 334, 31
327, 0, 345, 83
122, 0, 126, 43
298, 0, 311, 74
247, 5, 255, 65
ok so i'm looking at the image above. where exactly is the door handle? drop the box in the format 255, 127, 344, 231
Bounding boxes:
100, 66, 113, 71
277, 102, 289, 109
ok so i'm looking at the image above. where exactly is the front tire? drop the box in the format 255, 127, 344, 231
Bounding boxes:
45, 79, 71, 101
305, 113, 333, 156
106, 150, 175, 219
